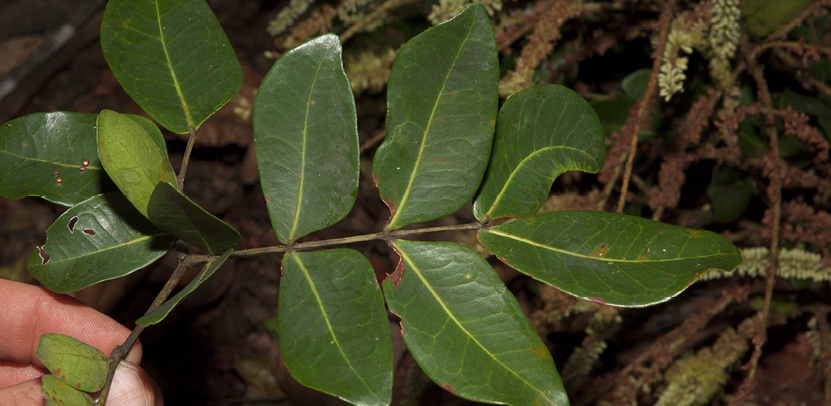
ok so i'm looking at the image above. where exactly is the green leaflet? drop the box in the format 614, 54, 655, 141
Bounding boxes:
137, 249, 232, 326
254, 34, 359, 244
0, 112, 165, 206
146, 182, 241, 254
37, 334, 108, 392
42, 375, 94, 406
478, 211, 743, 307
383, 240, 567, 405
473, 85, 605, 221
96, 109, 177, 217
280, 249, 393, 405
27, 193, 174, 293
100, 0, 242, 133
372, 4, 499, 230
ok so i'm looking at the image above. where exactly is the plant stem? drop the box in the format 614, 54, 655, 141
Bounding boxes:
186, 222, 485, 264
177, 126, 198, 191
103, 221, 485, 400
359, 130, 386, 154
615, 0, 674, 214
340, 0, 416, 43
99, 242, 192, 405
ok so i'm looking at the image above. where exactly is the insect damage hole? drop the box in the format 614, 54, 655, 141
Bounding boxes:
67, 216, 79, 233
82, 228, 96, 236
36, 245, 50, 265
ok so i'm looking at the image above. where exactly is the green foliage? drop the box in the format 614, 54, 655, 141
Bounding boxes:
279, 249, 392, 405
472, 84, 605, 221
37, 333, 109, 392
478, 211, 741, 306
254, 34, 359, 245
137, 249, 232, 326
100, 0, 242, 133
146, 182, 241, 254
27, 193, 174, 294
740, 0, 814, 37
384, 240, 568, 405
96, 109, 177, 217
42, 375, 94, 406
708, 168, 753, 224
778, 88, 831, 141
0, 112, 164, 206
0, 2, 744, 405
372, 5, 499, 230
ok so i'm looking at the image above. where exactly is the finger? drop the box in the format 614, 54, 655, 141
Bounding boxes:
0, 280, 142, 372
108, 361, 163, 406
0, 379, 42, 406
0, 362, 162, 406
0, 362, 44, 387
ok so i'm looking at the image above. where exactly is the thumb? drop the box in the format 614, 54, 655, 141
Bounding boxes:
0, 379, 41, 406
106, 361, 162, 406
0, 362, 161, 406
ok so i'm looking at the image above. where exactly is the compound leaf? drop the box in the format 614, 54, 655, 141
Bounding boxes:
372, 4, 498, 230
137, 249, 232, 326
97, 109, 177, 217
42, 375, 94, 406
0, 112, 164, 206
254, 34, 359, 244
146, 182, 240, 254
383, 240, 566, 405
477, 211, 743, 307
280, 249, 393, 406
100, 0, 242, 133
473, 85, 605, 221
37, 333, 108, 392
27, 193, 174, 294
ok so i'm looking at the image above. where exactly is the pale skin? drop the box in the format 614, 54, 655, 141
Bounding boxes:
0, 279, 161, 405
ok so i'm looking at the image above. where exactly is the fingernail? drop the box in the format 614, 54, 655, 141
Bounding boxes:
107, 361, 153, 406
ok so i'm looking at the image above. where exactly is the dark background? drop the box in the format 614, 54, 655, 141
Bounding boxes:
1, 1, 828, 405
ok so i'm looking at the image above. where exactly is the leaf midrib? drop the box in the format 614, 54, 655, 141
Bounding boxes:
0, 149, 103, 170
288, 46, 331, 243
42, 232, 168, 267
387, 18, 476, 229
484, 144, 597, 219
155, 1, 194, 129
485, 229, 729, 263
394, 241, 552, 402
289, 253, 382, 403
110, 133, 163, 191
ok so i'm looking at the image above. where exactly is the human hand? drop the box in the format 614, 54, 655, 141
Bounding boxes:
0, 278, 161, 405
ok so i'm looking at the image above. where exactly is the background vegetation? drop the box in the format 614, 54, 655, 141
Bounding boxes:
1, 0, 829, 404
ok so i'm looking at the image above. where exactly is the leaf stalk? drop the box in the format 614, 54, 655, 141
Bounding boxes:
99, 241, 192, 405
185, 222, 486, 266
177, 126, 198, 191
